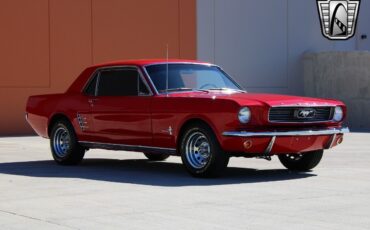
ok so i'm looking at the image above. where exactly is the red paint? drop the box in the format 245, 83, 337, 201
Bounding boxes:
26, 59, 347, 156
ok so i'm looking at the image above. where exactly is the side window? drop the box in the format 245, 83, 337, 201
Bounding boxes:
84, 73, 98, 96
97, 68, 150, 96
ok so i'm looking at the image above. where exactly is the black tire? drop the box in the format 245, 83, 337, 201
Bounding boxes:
50, 119, 85, 165
180, 123, 229, 178
278, 150, 324, 171
143, 153, 170, 161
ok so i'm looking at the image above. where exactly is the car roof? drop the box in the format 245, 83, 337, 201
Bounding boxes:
66, 59, 215, 94
91, 59, 213, 68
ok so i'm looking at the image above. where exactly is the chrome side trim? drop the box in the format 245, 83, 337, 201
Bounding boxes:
79, 141, 177, 155
222, 127, 350, 137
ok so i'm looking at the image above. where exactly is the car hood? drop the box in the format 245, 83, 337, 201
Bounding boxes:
164, 90, 342, 107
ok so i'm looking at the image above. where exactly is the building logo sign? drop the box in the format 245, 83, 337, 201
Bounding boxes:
317, 0, 360, 40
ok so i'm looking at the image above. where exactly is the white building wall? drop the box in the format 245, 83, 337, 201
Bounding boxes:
197, 0, 367, 95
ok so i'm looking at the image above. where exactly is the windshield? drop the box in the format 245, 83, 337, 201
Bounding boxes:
145, 64, 243, 93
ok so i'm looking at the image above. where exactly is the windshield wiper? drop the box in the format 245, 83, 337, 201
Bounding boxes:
162, 88, 195, 93
206, 88, 246, 93
161, 88, 211, 93
161, 87, 245, 93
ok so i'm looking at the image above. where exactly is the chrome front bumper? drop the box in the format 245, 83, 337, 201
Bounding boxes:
222, 127, 349, 156
222, 127, 350, 137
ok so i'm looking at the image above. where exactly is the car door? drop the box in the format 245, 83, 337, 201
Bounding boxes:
90, 66, 152, 146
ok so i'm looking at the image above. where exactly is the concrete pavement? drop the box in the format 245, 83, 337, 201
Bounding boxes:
0, 133, 369, 230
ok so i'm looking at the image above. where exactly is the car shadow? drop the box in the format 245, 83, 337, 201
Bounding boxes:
0, 159, 316, 187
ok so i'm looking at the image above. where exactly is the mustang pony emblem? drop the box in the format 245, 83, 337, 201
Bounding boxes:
296, 109, 316, 119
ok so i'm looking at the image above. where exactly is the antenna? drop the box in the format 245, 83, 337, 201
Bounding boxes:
166, 44, 169, 95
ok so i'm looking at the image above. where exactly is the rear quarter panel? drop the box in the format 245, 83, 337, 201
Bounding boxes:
26, 94, 64, 137
26, 93, 91, 139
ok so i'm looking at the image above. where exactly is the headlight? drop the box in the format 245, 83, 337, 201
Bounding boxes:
333, 106, 343, 122
238, 107, 251, 124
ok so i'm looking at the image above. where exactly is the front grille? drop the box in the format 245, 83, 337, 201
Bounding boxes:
269, 107, 333, 123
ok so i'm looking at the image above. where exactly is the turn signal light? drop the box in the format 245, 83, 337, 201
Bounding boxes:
243, 139, 253, 149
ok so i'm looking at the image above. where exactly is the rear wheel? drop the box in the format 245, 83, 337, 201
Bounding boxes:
180, 123, 229, 177
50, 119, 85, 165
143, 153, 170, 161
278, 150, 323, 171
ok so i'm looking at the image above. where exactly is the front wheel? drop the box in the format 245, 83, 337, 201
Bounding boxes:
50, 119, 85, 165
278, 150, 324, 171
180, 123, 229, 177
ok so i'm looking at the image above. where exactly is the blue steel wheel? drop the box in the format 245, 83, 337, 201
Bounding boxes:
185, 131, 211, 169
180, 123, 229, 177
52, 127, 71, 158
50, 119, 85, 165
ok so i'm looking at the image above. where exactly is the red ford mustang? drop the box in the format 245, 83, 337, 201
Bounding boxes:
26, 59, 349, 177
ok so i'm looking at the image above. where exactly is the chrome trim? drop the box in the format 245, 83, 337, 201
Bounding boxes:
142, 62, 245, 95
94, 71, 101, 96
222, 127, 350, 137
264, 136, 276, 156
142, 65, 160, 95
269, 104, 337, 107
143, 62, 216, 68
82, 65, 153, 96
77, 113, 88, 131
268, 106, 336, 124
79, 141, 177, 155
325, 133, 337, 149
